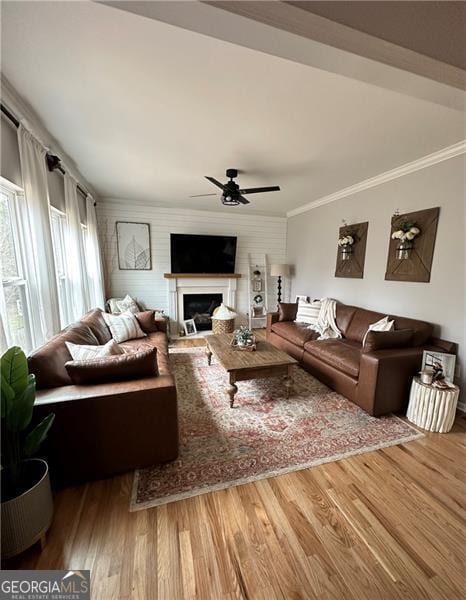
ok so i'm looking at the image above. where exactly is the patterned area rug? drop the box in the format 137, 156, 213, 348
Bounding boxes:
131, 347, 422, 511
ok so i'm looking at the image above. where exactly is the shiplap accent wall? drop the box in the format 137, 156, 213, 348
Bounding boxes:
97, 200, 287, 324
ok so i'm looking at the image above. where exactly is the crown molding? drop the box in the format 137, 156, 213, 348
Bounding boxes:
287, 141, 466, 218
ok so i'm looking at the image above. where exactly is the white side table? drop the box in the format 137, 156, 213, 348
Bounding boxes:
407, 376, 459, 433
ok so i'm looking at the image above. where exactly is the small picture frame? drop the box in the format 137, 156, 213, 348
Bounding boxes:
421, 350, 456, 384
183, 318, 197, 336
295, 295, 309, 304
253, 280, 262, 292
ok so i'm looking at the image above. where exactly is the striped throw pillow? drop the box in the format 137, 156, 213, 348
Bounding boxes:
103, 311, 147, 343
296, 299, 321, 325
65, 339, 123, 361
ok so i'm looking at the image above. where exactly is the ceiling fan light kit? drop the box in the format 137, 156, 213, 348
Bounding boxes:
190, 169, 280, 207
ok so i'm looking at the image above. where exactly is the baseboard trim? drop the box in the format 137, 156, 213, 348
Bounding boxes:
287, 140, 466, 217
457, 401, 466, 414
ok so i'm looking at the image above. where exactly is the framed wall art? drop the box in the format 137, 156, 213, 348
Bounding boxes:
335, 221, 368, 279
422, 350, 456, 384
116, 221, 152, 270
385, 207, 439, 282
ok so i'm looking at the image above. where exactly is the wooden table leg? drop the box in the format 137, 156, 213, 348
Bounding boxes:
206, 346, 212, 366
228, 373, 238, 408
284, 365, 293, 398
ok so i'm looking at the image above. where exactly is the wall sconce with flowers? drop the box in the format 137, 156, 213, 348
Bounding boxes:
391, 222, 421, 260
337, 234, 355, 260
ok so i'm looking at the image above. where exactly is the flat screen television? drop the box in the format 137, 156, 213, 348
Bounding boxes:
170, 234, 237, 274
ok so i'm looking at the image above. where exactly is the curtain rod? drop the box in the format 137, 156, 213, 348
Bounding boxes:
1, 102, 94, 203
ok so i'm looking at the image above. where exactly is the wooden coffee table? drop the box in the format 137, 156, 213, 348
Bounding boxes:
205, 334, 298, 407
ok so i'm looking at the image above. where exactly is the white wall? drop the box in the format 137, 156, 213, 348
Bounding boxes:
97, 200, 287, 324
287, 155, 465, 390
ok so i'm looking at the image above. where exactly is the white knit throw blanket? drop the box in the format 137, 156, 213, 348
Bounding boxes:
310, 297, 342, 340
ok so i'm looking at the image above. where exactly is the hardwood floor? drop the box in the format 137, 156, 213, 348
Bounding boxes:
4, 412, 465, 599
4, 330, 465, 597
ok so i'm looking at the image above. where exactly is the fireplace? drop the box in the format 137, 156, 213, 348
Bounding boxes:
165, 274, 239, 335
183, 293, 222, 330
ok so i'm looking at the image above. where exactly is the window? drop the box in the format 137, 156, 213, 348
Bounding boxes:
0, 186, 32, 352
50, 208, 72, 327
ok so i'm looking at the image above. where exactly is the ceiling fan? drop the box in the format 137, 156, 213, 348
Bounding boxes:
190, 169, 280, 206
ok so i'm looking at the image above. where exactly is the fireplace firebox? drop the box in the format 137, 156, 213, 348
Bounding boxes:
183, 293, 222, 330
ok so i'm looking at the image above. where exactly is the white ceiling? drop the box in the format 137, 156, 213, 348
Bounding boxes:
1, 1, 464, 216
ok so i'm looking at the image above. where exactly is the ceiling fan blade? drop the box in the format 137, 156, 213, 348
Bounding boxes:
239, 186, 280, 195
189, 193, 218, 197
205, 176, 226, 190
238, 195, 250, 204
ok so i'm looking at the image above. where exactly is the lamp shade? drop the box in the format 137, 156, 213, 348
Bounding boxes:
270, 263, 290, 277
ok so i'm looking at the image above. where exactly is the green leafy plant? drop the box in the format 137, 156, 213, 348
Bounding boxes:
234, 326, 253, 345
1, 347, 55, 496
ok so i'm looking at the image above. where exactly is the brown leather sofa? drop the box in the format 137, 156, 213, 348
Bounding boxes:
267, 302, 455, 416
29, 309, 178, 485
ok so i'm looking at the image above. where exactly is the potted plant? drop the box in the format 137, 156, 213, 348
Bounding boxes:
1, 346, 55, 559
234, 326, 254, 347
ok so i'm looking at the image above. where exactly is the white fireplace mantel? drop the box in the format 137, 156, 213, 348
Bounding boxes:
165, 273, 240, 334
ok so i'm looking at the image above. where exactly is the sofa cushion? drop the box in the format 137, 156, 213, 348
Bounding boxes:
65, 346, 158, 385
66, 338, 123, 360
135, 310, 162, 333
115, 294, 140, 314
296, 299, 321, 325
271, 321, 318, 347
80, 308, 112, 344
103, 311, 147, 343
389, 315, 433, 346
304, 339, 361, 378
121, 332, 170, 375
363, 329, 413, 353
362, 316, 394, 346
345, 308, 387, 343
278, 302, 298, 322
335, 303, 357, 336
28, 323, 99, 389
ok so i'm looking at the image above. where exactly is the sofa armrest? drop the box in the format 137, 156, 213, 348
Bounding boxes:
155, 318, 169, 333
35, 374, 175, 406
267, 312, 279, 332
33, 375, 178, 484
358, 347, 424, 416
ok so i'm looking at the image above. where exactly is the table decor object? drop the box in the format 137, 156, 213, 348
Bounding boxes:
407, 376, 459, 433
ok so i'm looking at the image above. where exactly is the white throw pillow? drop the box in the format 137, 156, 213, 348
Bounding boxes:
362, 316, 394, 346
295, 299, 321, 325
65, 339, 123, 361
116, 294, 140, 314
103, 311, 147, 343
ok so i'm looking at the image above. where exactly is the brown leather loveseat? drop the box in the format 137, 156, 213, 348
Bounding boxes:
29, 308, 178, 484
267, 302, 455, 416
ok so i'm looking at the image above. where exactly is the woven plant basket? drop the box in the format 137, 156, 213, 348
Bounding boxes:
212, 317, 235, 334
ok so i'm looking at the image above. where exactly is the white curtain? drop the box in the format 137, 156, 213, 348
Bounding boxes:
17, 124, 61, 345
64, 173, 90, 320
0, 258, 10, 353
85, 195, 106, 309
